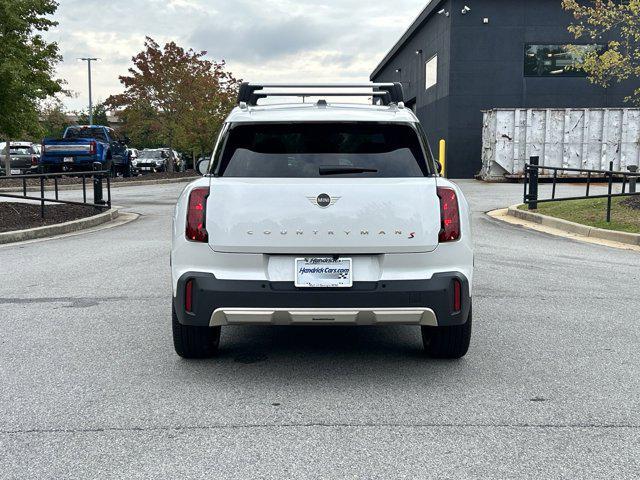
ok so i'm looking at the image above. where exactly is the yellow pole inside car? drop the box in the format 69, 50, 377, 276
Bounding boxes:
439, 139, 446, 178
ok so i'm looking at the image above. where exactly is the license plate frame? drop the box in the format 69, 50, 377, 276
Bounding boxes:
295, 257, 353, 288
10, 169, 21, 175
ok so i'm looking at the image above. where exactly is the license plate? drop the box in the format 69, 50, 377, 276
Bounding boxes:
10, 169, 21, 175
142, 167, 151, 171
63, 157, 74, 163
295, 257, 352, 288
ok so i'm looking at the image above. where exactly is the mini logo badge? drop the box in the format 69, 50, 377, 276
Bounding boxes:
307, 194, 340, 208
317, 193, 331, 207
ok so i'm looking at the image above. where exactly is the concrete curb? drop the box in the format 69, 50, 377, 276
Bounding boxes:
0, 207, 119, 245
0, 176, 198, 193
507, 204, 640, 246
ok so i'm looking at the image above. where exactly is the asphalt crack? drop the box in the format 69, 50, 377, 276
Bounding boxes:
0, 296, 160, 308
2, 422, 639, 436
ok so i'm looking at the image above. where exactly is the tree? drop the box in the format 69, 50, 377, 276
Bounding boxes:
182, 63, 239, 167
0, 0, 63, 175
106, 37, 240, 170
117, 100, 165, 149
76, 102, 109, 126
39, 99, 68, 139
563, 0, 640, 104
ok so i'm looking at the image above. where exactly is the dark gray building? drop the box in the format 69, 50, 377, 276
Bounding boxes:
370, 0, 640, 178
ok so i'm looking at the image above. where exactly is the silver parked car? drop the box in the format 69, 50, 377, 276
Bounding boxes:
132, 148, 184, 174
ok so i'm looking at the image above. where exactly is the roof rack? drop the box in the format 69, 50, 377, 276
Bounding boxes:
237, 83, 404, 107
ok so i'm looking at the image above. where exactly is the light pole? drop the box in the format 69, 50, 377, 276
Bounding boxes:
78, 57, 98, 125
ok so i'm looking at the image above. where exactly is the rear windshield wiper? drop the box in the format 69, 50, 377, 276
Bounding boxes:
319, 166, 378, 175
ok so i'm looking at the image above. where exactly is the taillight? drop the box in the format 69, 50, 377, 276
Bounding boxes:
437, 186, 460, 242
453, 279, 462, 312
31, 156, 39, 166
185, 279, 194, 313
89, 141, 97, 155
186, 187, 209, 242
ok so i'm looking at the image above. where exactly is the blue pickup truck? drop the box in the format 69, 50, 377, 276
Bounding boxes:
40, 125, 132, 176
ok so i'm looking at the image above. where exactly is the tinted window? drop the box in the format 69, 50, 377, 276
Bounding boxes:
8, 146, 31, 155
64, 127, 107, 141
217, 123, 430, 178
139, 150, 166, 159
524, 44, 602, 77
108, 129, 119, 141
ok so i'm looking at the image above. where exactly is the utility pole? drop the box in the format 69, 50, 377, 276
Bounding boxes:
78, 58, 98, 124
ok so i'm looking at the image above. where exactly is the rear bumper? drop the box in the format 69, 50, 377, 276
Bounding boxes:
173, 271, 471, 327
10, 160, 32, 169
41, 155, 99, 165
0, 164, 35, 174
134, 162, 164, 171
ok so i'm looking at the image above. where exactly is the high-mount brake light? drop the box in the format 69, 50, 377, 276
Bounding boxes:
186, 187, 209, 242
437, 186, 460, 242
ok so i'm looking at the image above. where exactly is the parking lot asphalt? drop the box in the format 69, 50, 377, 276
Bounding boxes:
1, 180, 638, 479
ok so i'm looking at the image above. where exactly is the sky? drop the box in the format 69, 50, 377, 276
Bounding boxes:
46, 0, 430, 111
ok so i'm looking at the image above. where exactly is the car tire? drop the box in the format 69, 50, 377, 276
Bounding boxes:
172, 306, 221, 359
421, 303, 472, 359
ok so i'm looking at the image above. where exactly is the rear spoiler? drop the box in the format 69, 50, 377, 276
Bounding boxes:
237, 83, 405, 107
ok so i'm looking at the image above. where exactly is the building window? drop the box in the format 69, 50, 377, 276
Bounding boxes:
524, 44, 602, 77
425, 54, 437, 90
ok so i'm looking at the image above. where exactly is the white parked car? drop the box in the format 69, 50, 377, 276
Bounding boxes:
127, 148, 139, 161
171, 83, 474, 359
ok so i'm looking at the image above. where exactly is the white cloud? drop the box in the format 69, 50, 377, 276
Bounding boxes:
46, 0, 427, 111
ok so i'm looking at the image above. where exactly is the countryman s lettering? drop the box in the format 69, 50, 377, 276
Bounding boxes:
171, 83, 474, 359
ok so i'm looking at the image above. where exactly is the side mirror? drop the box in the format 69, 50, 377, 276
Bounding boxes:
196, 158, 210, 176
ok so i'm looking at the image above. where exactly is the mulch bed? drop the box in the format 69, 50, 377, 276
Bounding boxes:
0, 202, 99, 233
622, 195, 640, 210
0, 170, 196, 189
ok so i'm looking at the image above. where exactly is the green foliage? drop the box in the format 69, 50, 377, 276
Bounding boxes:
39, 99, 67, 139
76, 102, 110, 126
106, 37, 240, 156
563, 0, 640, 104
116, 100, 164, 149
520, 196, 640, 233
0, 0, 64, 139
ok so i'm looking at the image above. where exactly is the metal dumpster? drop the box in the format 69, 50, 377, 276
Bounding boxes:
481, 108, 640, 180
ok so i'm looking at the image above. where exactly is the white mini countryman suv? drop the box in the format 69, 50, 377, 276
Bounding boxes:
171, 83, 474, 359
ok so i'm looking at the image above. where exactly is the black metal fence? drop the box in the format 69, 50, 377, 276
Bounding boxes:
524, 156, 640, 222
0, 163, 111, 218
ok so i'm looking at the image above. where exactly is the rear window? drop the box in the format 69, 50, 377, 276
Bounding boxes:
9, 146, 31, 155
139, 150, 167, 159
215, 123, 431, 177
64, 127, 107, 141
